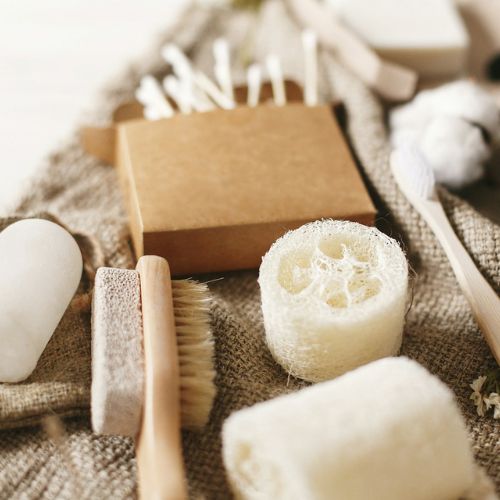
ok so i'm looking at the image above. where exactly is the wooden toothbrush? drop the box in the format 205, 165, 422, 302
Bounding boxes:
391, 144, 500, 364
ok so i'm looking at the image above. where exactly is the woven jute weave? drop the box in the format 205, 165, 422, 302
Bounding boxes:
1, 2, 499, 498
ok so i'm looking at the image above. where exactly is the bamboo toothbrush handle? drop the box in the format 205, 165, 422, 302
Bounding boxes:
136, 256, 188, 500
422, 201, 500, 364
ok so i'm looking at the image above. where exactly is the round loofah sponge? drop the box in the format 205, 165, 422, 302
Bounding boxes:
258, 220, 408, 382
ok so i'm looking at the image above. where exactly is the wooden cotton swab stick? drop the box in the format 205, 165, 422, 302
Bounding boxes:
213, 38, 235, 102
266, 55, 287, 106
193, 70, 235, 110
246, 64, 262, 107
135, 75, 174, 120
302, 29, 318, 106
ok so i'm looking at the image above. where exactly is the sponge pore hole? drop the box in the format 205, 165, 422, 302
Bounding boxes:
318, 234, 374, 264
326, 291, 348, 309
277, 250, 313, 294
348, 275, 382, 304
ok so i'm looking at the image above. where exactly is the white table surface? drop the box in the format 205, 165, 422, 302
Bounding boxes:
0, 0, 187, 214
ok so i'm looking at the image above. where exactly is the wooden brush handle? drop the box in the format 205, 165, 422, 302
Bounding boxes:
136, 256, 188, 500
421, 201, 500, 364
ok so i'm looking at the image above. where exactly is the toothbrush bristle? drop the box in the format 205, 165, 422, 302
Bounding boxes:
391, 144, 436, 200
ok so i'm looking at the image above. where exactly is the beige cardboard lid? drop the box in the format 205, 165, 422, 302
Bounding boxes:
118, 103, 375, 235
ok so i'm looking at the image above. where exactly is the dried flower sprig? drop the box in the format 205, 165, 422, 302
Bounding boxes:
470, 368, 500, 418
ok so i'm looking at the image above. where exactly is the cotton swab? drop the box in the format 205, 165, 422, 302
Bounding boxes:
163, 75, 192, 114
266, 55, 287, 106
193, 71, 235, 110
135, 75, 174, 120
190, 86, 217, 113
161, 43, 193, 113
302, 29, 318, 106
162, 44, 220, 113
165, 74, 216, 113
162, 44, 195, 113
143, 106, 163, 121
246, 64, 262, 107
161, 44, 192, 77
213, 38, 235, 102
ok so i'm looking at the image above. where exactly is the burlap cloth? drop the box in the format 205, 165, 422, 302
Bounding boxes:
1, 2, 499, 498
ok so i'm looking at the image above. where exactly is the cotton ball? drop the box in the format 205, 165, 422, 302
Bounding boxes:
419, 116, 489, 189
391, 80, 500, 141
391, 126, 420, 149
390, 80, 500, 188
429, 80, 500, 139
390, 87, 437, 135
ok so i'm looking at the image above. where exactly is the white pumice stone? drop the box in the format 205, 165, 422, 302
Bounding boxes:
258, 220, 408, 382
222, 357, 475, 500
0, 219, 83, 383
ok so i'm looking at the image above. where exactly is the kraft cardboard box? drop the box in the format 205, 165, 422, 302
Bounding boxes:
82, 87, 376, 275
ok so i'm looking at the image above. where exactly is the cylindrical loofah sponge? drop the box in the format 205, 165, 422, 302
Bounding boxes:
222, 357, 475, 500
258, 220, 408, 382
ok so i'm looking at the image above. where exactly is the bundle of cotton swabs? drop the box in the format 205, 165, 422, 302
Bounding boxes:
135, 30, 318, 120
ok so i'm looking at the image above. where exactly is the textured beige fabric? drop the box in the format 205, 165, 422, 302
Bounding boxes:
0, 2, 499, 498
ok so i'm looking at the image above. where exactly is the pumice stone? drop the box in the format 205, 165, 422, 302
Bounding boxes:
0, 219, 83, 382
258, 219, 408, 382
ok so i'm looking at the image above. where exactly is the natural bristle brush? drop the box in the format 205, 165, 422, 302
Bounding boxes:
391, 144, 500, 364
91, 255, 215, 499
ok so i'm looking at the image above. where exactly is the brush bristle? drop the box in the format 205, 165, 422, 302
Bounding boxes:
391, 143, 436, 201
172, 279, 216, 430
